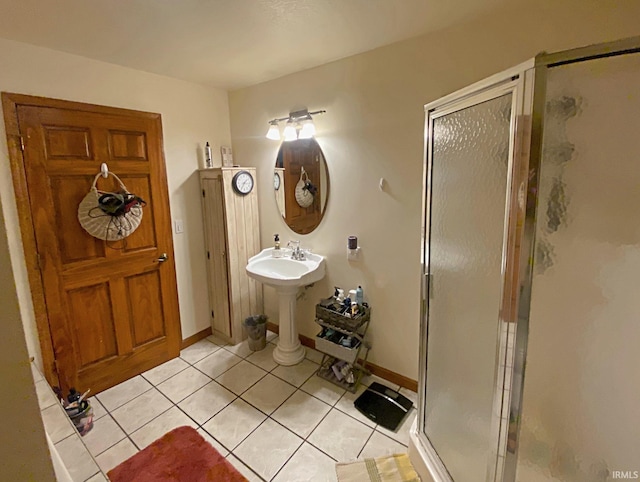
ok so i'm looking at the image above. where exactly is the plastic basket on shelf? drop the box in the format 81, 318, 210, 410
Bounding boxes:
315, 304, 370, 331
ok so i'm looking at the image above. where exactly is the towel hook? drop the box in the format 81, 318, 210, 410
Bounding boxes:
100, 163, 109, 179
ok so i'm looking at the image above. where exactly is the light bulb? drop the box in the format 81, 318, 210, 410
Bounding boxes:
266, 122, 280, 140
298, 119, 316, 139
283, 122, 297, 142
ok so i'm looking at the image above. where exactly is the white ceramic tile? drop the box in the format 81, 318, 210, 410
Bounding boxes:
142, 357, 189, 385
269, 335, 279, 345
335, 385, 376, 427
273, 442, 338, 482
86, 472, 108, 482
207, 333, 230, 346
96, 376, 152, 411
359, 431, 408, 459
177, 381, 236, 425
226, 454, 263, 482
224, 340, 253, 358
95, 438, 138, 474
375, 408, 416, 446
246, 343, 278, 371
399, 387, 418, 407
194, 349, 242, 379
180, 338, 221, 364
234, 419, 303, 481
272, 358, 319, 387
305, 348, 325, 364
156, 366, 211, 403
35, 380, 58, 409
55, 434, 101, 482
272, 390, 331, 438
41, 404, 75, 443
89, 397, 107, 421
300, 375, 346, 406
215, 360, 267, 395
197, 427, 229, 457
82, 414, 126, 456
266, 330, 278, 343
110, 388, 172, 434
130, 406, 197, 450
201, 398, 266, 450
308, 408, 373, 462
31, 362, 44, 382
241, 374, 296, 414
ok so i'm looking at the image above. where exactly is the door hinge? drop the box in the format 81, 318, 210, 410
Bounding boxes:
19, 136, 25, 152
211, 310, 215, 319
207, 251, 210, 259
202, 189, 206, 198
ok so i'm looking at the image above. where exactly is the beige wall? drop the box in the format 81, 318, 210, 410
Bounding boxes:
228, 1, 640, 379
0, 38, 231, 369
0, 200, 55, 481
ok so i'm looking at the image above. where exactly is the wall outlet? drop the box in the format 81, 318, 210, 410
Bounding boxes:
174, 219, 184, 234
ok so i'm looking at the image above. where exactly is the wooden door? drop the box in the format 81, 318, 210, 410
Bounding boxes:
282, 140, 322, 234
2, 93, 181, 394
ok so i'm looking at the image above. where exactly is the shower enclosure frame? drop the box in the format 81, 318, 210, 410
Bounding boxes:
414, 35, 640, 482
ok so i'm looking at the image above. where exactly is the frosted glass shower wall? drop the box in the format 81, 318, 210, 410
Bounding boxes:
516, 52, 640, 482
414, 38, 640, 482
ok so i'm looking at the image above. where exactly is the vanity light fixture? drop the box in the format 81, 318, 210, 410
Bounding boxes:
265, 108, 326, 141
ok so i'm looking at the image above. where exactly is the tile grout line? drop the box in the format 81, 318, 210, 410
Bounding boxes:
93, 339, 414, 478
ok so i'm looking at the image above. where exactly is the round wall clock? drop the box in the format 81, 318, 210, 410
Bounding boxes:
274, 172, 281, 190
231, 170, 254, 195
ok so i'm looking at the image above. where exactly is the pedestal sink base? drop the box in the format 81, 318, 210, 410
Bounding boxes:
273, 285, 306, 366
273, 343, 306, 366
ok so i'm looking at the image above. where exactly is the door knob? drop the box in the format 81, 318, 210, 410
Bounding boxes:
157, 253, 168, 262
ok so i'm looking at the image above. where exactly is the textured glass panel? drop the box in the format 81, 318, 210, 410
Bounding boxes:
425, 93, 512, 481
517, 53, 640, 482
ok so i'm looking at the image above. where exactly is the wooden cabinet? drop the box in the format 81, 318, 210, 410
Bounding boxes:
199, 168, 263, 344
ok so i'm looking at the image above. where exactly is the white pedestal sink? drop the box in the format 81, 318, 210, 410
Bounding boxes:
246, 247, 326, 366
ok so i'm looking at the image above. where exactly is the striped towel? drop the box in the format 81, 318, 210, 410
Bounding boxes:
336, 454, 421, 482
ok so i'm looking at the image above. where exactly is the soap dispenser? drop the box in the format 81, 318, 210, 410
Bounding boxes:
273, 234, 282, 258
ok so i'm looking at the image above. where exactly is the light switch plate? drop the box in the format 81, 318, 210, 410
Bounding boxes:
174, 219, 184, 234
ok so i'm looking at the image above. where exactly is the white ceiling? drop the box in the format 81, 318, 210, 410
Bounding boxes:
0, 0, 507, 90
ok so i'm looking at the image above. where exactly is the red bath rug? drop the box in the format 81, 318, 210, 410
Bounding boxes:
107, 426, 247, 482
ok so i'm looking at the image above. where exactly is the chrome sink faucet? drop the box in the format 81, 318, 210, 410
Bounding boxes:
287, 240, 306, 260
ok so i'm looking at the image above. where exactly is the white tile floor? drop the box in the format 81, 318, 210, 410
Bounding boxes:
41, 332, 417, 482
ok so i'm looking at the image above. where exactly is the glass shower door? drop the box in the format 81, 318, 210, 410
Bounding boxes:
422, 85, 519, 481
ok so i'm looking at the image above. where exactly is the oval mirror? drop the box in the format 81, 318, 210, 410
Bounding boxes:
274, 138, 329, 235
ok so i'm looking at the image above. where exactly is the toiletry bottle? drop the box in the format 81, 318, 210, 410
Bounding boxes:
273, 234, 282, 258
356, 285, 364, 305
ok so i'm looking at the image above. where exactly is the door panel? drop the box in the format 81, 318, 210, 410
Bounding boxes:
118, 176, 157, 251
44, 125, 93, 159
108, 130, 148, 160
51, 175, 106, 263
127, 271, 166, 347
66, 282, 117, 367
9, 95, 181, 394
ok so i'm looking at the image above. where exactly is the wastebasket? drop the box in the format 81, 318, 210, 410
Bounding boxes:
243, 315, 268, 351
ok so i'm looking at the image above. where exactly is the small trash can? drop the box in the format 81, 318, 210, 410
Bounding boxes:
243, 315, 268, 351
